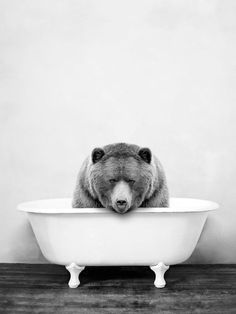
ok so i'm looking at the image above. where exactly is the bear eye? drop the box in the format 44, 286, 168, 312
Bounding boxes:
128, 179, 135, 184
109, 179, 117, 184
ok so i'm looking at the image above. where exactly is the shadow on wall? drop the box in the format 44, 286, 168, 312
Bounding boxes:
187, 210, 235, 264
10, 219, 47, 263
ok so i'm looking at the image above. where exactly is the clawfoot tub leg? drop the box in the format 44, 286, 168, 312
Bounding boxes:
66, 263, 85, 288
150, 262, 169, 288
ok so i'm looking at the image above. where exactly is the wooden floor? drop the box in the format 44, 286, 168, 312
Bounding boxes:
0, 264, 235, 314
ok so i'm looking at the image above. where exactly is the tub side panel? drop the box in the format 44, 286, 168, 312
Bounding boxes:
28, 212, 208, 266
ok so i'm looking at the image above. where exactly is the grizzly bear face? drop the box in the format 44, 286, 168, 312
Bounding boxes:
89, 145, 154, 214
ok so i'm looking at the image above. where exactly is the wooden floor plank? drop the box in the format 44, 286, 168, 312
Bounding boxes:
0, 264, 235, 313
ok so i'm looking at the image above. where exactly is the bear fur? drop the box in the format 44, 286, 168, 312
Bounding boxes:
72, 143, 169, 213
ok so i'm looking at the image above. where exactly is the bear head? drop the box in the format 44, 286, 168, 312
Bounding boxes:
89, 143, 155, 214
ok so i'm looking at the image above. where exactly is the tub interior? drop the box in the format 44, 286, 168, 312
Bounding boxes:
17, 198, 219, 213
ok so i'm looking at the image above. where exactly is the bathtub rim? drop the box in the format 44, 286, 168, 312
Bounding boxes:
17, 197, 219, 214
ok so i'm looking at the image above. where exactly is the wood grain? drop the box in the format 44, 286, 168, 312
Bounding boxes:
0, 264, 235, 313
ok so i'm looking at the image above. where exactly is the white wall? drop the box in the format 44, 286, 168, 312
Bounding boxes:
0, 0, 236, 263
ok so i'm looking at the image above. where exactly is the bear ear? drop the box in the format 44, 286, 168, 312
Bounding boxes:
92, 148, 105, 163
138, 147, 152, 164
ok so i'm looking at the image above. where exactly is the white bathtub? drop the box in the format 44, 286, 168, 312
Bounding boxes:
17, 197, 218, 288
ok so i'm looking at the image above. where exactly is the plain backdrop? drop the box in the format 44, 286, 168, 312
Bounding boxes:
0, 0, 236, 263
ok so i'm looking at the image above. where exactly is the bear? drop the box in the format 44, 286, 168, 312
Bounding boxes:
72, 143, 169, 214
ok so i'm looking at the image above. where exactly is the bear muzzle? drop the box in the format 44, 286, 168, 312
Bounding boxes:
114, 199, 129, 214
111, 180, 132, 214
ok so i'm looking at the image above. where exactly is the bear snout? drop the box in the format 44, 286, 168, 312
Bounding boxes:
116, 199, 127, 207
115, 199, 128, 214
111, 181, 132, 214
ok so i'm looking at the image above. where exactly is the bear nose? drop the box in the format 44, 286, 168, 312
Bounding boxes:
116, 199, 127, 207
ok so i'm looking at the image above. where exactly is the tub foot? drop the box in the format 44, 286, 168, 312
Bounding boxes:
66, 263, 85, 288
150, 262, 169, 288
